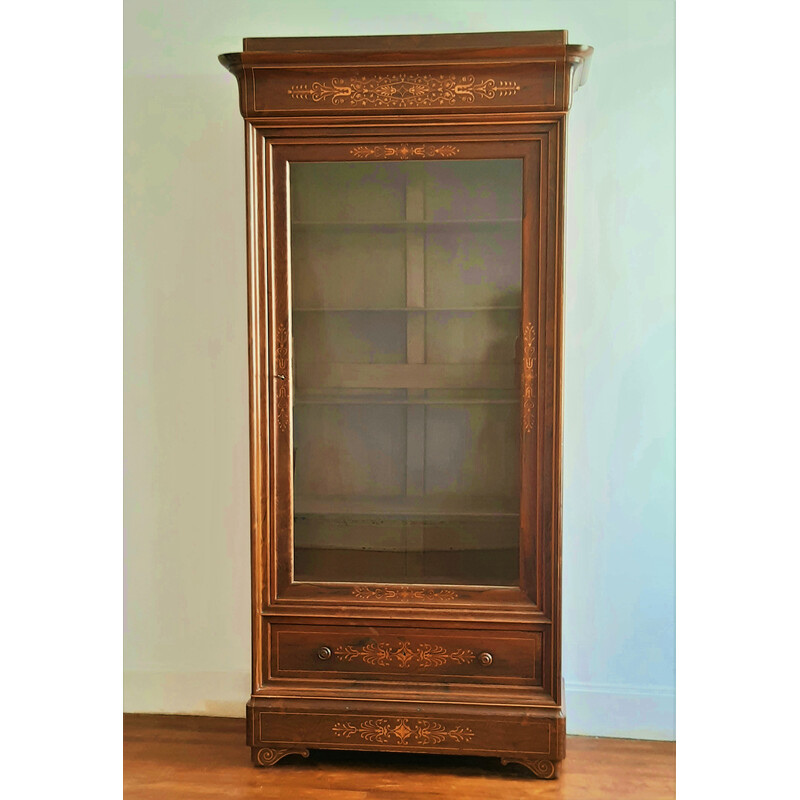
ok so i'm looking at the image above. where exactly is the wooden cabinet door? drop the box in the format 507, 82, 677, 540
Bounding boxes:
250, 130, 564, 618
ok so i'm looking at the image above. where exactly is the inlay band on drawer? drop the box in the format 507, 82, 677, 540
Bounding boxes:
332, 640, 477, 668
269, 624, 544, 686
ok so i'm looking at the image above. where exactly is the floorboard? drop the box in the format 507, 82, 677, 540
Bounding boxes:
124, 714, 675, 799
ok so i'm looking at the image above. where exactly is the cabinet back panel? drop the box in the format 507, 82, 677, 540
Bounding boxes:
292, 229, 407, 310
425, 228, 522, 308
290, 162, 407, 222
293, 404, 407, 497
423, 160, 523, 222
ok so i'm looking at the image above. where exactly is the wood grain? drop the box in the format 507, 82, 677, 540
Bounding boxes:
124, 714, 675, 799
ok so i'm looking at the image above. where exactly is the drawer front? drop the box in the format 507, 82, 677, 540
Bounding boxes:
270, 624, 543, 685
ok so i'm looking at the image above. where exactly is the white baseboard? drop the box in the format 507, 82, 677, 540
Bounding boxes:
565, 681, 675, 741
123, 671, 675, 740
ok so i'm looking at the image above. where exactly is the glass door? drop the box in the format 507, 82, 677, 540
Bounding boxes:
287, 155, 525, 588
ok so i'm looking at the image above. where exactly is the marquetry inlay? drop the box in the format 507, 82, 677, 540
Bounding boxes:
275, 323, 290, 432
334, 641, 475, 669
332, 718, 474, 745
350, 144, 460, 160
352, 585, 458, 602
255, 747, 309, 767
500, 757, 556, 779
522, 322, 536, 433
288, 74, 521, 107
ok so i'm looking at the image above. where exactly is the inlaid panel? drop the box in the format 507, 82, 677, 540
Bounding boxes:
269, 624, 543, 685
250, 706, 557, 759
246, 62, 562, 116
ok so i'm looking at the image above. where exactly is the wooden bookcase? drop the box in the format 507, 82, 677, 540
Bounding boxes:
219, 30, 592, 779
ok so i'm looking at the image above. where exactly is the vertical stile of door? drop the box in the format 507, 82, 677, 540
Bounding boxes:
521, 141, 541, 606
270, 147, 293, 600
404, 163, 426, 573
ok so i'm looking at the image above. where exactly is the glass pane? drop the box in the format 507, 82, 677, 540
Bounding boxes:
290, 159, 522, 586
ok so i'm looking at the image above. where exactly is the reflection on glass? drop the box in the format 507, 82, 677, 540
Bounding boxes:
290, 160, 523, 586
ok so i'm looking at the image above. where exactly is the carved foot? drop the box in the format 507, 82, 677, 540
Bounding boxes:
500, 757, 559, 779
252, 746, 310, 767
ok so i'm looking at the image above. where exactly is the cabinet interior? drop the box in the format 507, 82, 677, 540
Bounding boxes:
290, 159, 524, 586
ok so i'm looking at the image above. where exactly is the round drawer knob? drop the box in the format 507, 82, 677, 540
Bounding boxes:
316, 646, 332, 661
478, 651, 493, 667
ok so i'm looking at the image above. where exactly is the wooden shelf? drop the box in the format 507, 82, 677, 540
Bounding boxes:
292, 218, 522, 228
294, 517, 519, 553
296, 362, 516, 390
295, 397, 518, 405
294, 494, 519, 518
293, 306, 520, 312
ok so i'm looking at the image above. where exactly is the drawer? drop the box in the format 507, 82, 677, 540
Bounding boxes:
269, 624, 543, 686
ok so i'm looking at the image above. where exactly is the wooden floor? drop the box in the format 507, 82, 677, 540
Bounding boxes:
124, 714, 675, 799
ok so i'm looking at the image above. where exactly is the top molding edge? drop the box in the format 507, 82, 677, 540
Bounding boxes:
220, 30, 591, 68
241, 30, 567, 52
218, 31, 592, 118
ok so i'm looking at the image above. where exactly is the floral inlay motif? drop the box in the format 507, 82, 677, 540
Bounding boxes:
275, 323, 290, 432
352, 585, 458, 602
332, 718, 474, 745
288, 74, 521, 107
522, 322, 536, 434
333, 641, 475, 669
350, 144, 460, 160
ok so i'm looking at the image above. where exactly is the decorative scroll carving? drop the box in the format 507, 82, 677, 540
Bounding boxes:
332, 718, 474, 745
500, 757, 557, 779
333, 641, 475, 669
522, 322, 536, 434
352, 585, 458, 602
288, 74, 521, 108
275, 323, 289, 432
254, 747, 310, 767
350, 143, 460, 160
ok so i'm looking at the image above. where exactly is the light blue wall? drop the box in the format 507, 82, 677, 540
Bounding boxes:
124, 0, 675, 739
